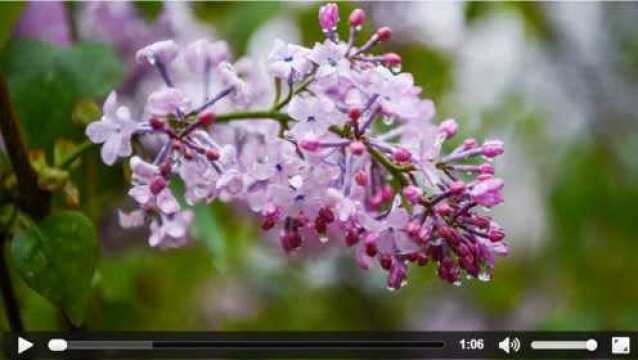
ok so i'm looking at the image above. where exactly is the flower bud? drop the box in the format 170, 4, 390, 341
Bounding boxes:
488, 227, 505, 242
354, 170, 368, 186
262, 217, 277, 230
349, 8, 366, 27
149, 176, 167, 195
392, 147, 411, 163
150, 117, 164, 130
438, 118, 458, 139
402, 185, 422, 204
280, 230, 302, 253
434, 202, 452, 216
416, 252, 429, 266
300, 136, 320, 152
345, 230, 359, 246
159, 162, 172, 177
318, 207, 335, 223
381, 184, 394, 202
481, 140, 504, 158
478, 163, 495, 174
406, 221, 421, 238
205, 148, 220, 161
348, 107, 361, 123
318, 3, 339, 32
376, 27, 392, 42
198, 111, 215, 127
379, 254, 392, 270
350, 141, 366, 156
448, 180, 466, 195
438, 225, 460, 245
463, 138, 478, 149
470, 178, 504, 208
364, 233, 378, 257
382, 53, 402, 67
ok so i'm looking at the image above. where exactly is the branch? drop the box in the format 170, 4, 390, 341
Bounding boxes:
0, 234, 24, 332
0, 74, 50, 219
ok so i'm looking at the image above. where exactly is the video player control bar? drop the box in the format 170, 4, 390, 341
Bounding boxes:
3, 332, 635, 359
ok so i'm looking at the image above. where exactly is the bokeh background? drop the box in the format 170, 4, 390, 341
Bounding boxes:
1, 1, 638, 332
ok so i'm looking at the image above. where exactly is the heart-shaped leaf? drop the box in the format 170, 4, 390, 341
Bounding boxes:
11, 211, 98, 325
0, 40, 123, 152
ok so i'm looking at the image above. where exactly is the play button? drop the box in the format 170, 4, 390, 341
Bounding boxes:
18, 337, 33, 355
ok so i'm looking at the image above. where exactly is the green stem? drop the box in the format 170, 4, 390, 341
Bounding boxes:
57, 140, 96, 169
216, 110, 293, 125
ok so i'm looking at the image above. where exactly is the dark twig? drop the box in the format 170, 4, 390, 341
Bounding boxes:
0, 234, 24, 332
0, 74, 50, 219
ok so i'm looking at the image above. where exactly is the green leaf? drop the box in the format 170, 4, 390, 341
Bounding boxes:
0, 2, 25, 52
191, 202, 228, 272
0, 40, 123, 153
11, 211, 98, 325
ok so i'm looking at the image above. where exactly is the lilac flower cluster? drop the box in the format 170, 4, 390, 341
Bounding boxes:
86, 3, 508, 289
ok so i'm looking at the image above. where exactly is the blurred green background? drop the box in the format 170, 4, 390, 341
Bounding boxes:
1, 1, 638, 332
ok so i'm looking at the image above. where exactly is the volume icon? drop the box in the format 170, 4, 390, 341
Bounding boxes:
499, 336, 521, 354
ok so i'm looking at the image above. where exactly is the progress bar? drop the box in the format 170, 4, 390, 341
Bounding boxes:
48, 339, 445, 351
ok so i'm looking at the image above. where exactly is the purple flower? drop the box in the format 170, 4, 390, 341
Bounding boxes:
184, 39, 231, 73
85, 92, 139, 165
149, 210, 194, 248
128, 156, 180, 214
267, 39, 313, 81
145, 88, 192, 117
14, 1, 71, 46
87, 5, 509, 290
135, 40, 179, 66
309, 40, 350, 86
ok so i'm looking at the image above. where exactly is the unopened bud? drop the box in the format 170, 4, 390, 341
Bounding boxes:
348, 107, 361, 123
349, 8, 365, 27
150, 117, 164, 130
149, 176, 167, 195
350, 141, 366, 156
354, 170, 368, 186
392, 147, 411, 163
382, 53, 402, 67
402, 185, 422, 204
198, 112, 215, 127
438, 118, 458, 139
205, 148, 220, 161
376, 27, 392, 42
482, 140, 504, 158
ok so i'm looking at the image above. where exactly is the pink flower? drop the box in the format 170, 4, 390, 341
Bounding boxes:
85, 92, 139, 165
